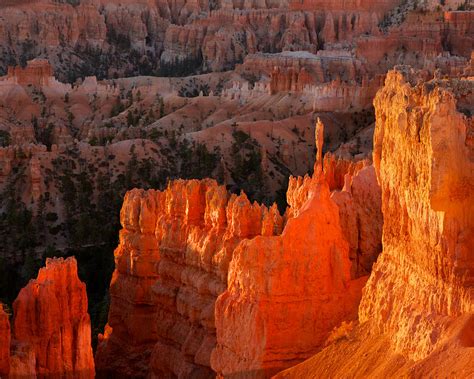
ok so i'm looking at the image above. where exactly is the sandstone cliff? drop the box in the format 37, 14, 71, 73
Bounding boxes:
10, 257, 95, 378
275, 67, 474, 378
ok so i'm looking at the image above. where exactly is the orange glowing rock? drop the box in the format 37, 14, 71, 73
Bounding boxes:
10, 257, 95, 378
275, 68, 474, 378
361, 67, 474, 360
96, 179, 281, 377
211, 172, 367, 377
97, 127, 382, 377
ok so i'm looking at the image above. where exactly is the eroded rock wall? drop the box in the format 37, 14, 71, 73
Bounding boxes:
359, 67, 474, 359
95, 179, 284, 377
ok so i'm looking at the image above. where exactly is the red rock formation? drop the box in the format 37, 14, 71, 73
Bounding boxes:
443, 11, 474, 58
210, 171, 367, 377
0, 304, 10, 377
96, 180, 283, 377
10, 257, 95, 378
0, 1, 107, 49
269, 66, 313, 94
275, 67, 474, 378
7, 59, 54, 87
289, 0, 401, 14
97, 121, 382, 377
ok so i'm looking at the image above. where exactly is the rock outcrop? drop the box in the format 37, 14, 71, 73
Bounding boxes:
96, 120, 382, 377
6, 58, 54, 86
210, 168, 367, 377
275, 67, 474, 378
10, 257, 95, 378
95, 180, 285, 377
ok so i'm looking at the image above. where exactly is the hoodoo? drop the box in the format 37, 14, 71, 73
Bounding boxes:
0, 0, 472, 376
9, 257, 95, 378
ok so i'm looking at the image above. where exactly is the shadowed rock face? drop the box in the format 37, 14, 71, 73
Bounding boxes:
274, 68, 474, 378
95, 131, 382, 377
10, 257, 95, 378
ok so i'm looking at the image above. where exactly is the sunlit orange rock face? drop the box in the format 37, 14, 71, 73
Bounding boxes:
211, 172, 368, 377
10, 257, 95, 378
362, 67, 474, 359
95, 180, 285, 377
0, 304, 10, 377
276, 68, 474, 378
96, 134, 382, 377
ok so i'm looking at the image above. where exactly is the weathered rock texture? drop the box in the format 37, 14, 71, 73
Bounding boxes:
96, 180, 284, 377
211, 169, 368, 377
361, 67, 474, 358
0, 304, 10, 377
96, 126, 382, 377
10, 257, 95, 378
275, 67, 474, 378
6, 58, 54, 86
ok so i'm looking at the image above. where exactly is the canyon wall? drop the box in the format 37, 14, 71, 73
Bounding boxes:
0, 0, 469, 82
360, 66, 474, 359
8, 257, 95, 378
276, 67, 474, 378
96, 128, 382, 377
289, 0, 401, 14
